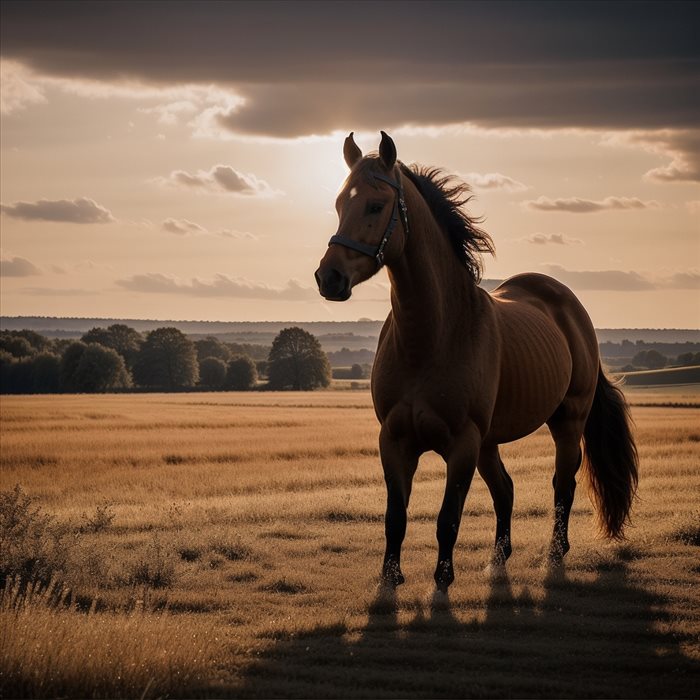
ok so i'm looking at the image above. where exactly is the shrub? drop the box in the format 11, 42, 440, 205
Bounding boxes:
226, 355, 257, 390
0, 486, 70, 588
199, 357, 227, 388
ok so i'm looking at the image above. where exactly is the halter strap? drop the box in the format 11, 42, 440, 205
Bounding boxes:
328, 169, 410, 269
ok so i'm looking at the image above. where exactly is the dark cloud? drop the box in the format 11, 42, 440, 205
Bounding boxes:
1, 1, 698, 135
0, 197, 114, 223
524, 196, 658, 213
0, 255, 41, 276
115, 273, 317, 300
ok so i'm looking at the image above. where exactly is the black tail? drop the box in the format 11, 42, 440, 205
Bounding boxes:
583, 366, 639, 539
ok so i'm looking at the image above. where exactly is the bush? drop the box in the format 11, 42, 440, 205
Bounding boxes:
61, 342, 131, 392
0, 486, 70, 588
199, 357, 227, 388
226, 355, 257, 390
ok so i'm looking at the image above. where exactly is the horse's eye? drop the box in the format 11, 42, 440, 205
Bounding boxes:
367, 202, 384, 215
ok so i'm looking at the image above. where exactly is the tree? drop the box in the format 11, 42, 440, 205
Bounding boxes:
195, 337, 231, 363
677, 351, 700, 366
0, 335, 34, 359
267, 327, 331, 390
31, 352, 61, 393
62, 343, 131, 392
199, 357, 227, 388
632, 349, 667, 370
226, 355, 257, 390
133, 327, 199, 389
350, 363, 364, 379
81, 324, 142, 369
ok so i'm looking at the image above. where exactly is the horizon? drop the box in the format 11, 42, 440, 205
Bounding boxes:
1, 1, 698, 327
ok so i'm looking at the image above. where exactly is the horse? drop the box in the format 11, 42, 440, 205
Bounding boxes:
315, 132, 639, 592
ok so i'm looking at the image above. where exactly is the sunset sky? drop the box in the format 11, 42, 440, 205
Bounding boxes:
1, 0, 698, 327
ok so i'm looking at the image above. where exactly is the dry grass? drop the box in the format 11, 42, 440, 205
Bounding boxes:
0, 389, 698, 698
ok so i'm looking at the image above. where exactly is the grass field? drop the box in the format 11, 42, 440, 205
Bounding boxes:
1, 389, 699, 698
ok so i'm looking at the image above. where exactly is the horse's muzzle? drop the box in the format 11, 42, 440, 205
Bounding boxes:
314, 266, 351, 301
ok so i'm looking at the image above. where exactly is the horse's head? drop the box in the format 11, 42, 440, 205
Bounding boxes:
315, 131, 409, 301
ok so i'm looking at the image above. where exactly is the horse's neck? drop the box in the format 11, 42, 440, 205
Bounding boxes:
386, 199, 481, 361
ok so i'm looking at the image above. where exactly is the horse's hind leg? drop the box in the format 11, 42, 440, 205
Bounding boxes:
477, 444, 514, 565
547, 414, 585, 563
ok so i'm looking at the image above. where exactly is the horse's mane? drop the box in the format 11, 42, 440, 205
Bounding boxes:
400, 163, 495, 282
353, 156, 495, 281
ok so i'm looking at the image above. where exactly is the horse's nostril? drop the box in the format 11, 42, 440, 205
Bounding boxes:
314, 269, 322, 289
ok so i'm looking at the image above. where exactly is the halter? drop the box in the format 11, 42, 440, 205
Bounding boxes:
328, 170, 409, 269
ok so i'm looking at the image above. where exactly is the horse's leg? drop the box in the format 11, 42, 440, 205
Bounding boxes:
379, 426, 419, 588
434, 426, 480, 591
477, 444, 514, 565
547, 415, 585, 563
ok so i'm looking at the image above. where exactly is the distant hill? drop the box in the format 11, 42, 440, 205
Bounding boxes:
2, 316, 699, 356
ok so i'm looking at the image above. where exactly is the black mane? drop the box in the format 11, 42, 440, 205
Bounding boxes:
400, 164, 495, 281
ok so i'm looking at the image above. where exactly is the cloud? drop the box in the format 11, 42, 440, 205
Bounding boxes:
156, 165, 277, 197
541, 264, 700, 291
460, 172, 528, 192
0, 255, 41, 276
0, 60, 46, 114
0, 197, 115, 223
219, 229, 258, 240
522, 233, 583, 245
162, 218, 207, 235
524, 196, 659, 213
115, 273, 318, 300
604, 129, 700, 184
1, 3, 697, 136
20, 287, 97, 296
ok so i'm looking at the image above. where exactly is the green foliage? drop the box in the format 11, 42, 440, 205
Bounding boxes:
133, 327, 199, 389
0, 334, 34, 358
226, 355, 258, 390
0, 486, 70, 588
676, 351, 700, 366
632, 349, 668, 369
267, 327, 331, 390
81, 324, 143, 369
198, 357, 227, 388
62, 343, 131, 392
195, 336, 231, 363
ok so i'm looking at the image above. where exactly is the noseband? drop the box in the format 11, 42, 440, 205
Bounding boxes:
328, 171, 409, 269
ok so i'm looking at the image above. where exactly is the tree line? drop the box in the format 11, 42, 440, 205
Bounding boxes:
0, 326, 330, 394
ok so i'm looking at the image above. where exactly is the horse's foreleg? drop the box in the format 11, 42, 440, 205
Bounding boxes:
434, 426, 480, 591
477, 444, 514, 565
379, 427, 419, 588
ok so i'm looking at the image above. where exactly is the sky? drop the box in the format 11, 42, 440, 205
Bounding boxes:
0, 0, 698, 327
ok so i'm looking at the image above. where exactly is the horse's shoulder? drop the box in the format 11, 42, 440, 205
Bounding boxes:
491, 272, 575, 303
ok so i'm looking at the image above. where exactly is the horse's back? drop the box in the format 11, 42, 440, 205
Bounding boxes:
486, 273, 599, 443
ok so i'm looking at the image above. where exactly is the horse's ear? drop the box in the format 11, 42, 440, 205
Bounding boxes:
343, 132, 362, 169
379, 131, 396, 171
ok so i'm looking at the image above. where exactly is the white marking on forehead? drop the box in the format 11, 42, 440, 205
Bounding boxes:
349, 187, 358, 199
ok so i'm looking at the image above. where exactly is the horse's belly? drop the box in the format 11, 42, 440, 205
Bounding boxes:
487, 307, 572, 443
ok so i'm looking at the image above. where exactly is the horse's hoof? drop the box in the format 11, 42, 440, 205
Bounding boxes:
493, 538, 512, 566
434, 559, 454, 592
547, 540, 569, 566
381, 560, 405, 588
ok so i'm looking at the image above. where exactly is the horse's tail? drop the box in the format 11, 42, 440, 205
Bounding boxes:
582, 365, 639, 539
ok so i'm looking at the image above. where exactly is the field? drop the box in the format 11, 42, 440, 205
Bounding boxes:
1, 389, 699, 698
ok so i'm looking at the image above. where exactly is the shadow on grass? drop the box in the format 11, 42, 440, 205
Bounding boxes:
229, 559, 699, 699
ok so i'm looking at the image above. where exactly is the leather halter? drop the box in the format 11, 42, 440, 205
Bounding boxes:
328, 170, 409, 269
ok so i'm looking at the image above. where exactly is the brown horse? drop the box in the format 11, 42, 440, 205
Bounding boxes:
315, 132, 638, 591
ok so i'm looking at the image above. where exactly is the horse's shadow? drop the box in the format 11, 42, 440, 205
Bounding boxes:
230, 560, 698, 698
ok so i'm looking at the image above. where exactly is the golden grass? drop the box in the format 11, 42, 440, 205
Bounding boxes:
1, 388, 699, 698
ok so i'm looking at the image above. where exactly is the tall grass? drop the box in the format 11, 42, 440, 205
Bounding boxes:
0, 390, 698, 697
